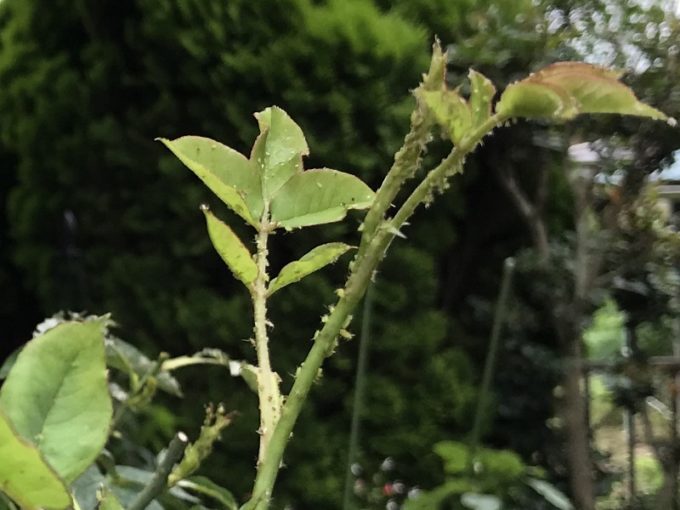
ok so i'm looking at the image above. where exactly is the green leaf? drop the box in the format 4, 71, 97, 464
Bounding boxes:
98, 488, 125, 510
461, 493, 502, 510
433, 441, 470, 474
270, 169, 375, 229
0, 410, 71, 510
0, 348, 19, 379
497, 62, 668, 121
158, 136, 262, 227
202, 206, 258, 287
177, 476, 238, 510
106, 467, 163, 510
268, 242, 352, 296
496, 81, 578, 119
526, 478, 574, 510
0, 319, 112, 483
72, 465, 106, 510
106, 336, 183, 397
252, 106, 309, 201
468, 70, 496, 127
420, 89, 472, 144
0, 492, 17, 510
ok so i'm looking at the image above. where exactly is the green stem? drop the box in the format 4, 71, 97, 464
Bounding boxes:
358, 43, 446, 256
252, 217, 281, 466
391, 113, 506, 231
128, 432, 188, 510
242, 231, 387, 510
469, 257, 515, 465
242, 102, 506, 510
342, 282, 375, 510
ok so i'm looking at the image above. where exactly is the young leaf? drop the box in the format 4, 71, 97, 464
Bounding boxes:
420, 89, 472, 144
202, 206, 258, 287
270, 169, 375, 229
497, 61, 668, 121
158, 136, 262, 227
0, 411, 71, 510
496, 81, 578, 119
252, 106, 309, 200
0, 319, 112, 483
268, 242, 352, 296
468, 70, 496, 127
72, 465, 106, 510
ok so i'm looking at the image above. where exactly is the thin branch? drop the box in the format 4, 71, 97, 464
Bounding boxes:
128, 432, 189, 510
252, 215, 281, 466
495, 165, 551, 260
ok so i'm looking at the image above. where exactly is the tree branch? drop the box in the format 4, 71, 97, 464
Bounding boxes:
128, 432, 189, 510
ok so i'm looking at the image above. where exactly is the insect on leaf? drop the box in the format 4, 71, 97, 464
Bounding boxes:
202, 206, 258, 287
268, 242, 353, 296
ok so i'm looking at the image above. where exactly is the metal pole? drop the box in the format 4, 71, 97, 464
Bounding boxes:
671, 372, 678, 510
626, 324, 637, 503
469, 258, 515, 462
342, 283, 375, 510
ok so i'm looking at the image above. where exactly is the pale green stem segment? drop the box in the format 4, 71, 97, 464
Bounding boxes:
241, 111, 507, 510
252, 209, 282, 466
358, 43, 445, 257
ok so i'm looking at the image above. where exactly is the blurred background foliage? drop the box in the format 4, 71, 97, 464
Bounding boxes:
1, 0, 679, 508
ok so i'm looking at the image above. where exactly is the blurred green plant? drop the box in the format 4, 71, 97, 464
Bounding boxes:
402, 440, 573, 510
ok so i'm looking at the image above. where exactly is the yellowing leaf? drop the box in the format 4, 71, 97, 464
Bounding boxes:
270, 169, 375, 229
497, 61, 668, 121
159, 137, 262, 227
0, 319, 112, 483
202, 206, 258, 287
496, 80, 578, 119
0, 411, 71, 510
268, 242, 352, 296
